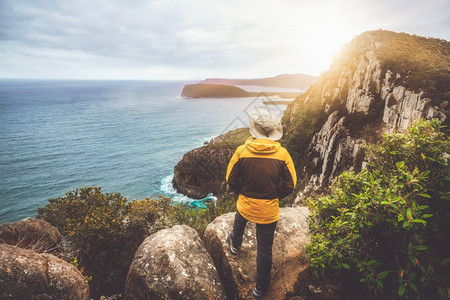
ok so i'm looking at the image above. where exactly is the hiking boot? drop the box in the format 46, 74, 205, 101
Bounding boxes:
252, 284, 264, 298
227, 233, 240, 255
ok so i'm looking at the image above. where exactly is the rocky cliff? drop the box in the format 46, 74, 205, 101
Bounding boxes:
173, 30, 449, 202
173, 128, 249, 199
282, 30, 449, 202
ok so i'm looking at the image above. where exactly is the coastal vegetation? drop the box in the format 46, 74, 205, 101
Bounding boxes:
36, 119, 449, 299
281, 91, 328, 170
307, 119, 449, 299
36, 187, 236, 297
280, 84, 328, 204
208, 127, 250, 149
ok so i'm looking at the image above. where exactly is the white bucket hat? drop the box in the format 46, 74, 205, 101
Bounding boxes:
248, 111, 283, 141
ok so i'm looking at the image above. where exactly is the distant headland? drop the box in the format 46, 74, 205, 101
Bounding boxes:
199, 73, 317, 90
181, 83, 304, 99
181, 73, 317, 99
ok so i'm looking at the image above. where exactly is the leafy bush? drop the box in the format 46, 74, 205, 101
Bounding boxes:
209, 127, 250, 149
37, 186, 237, 298
282, 94, 327, 168
172, 189, 237, 236
307, 119, 449, 299
37, 188, 177, 298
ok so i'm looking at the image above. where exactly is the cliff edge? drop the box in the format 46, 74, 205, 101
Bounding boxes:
173, 30, 449, 202
282, 30, 449, 202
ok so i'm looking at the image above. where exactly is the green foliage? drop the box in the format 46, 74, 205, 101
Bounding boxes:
37, 187, 177, 298
282, 96, 327, 164
171, 189, 237, 238
375, 32, 449, 102
307, 119, 450, 299
37, 186, 237, 297
277, 86, 329, 206
69, 257, 92, 283
124, 196, 178, 240
208, 127, 250, 149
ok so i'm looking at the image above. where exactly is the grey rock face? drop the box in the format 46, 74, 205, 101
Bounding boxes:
204, 207, 311, 300
0, 218, 63, 253
124, 225, 225, 300
289, 36, 448, 203
381, 85, 444, 131
304, 112, 366, 193
173, 146, 233, 199
0, 243, 90, 300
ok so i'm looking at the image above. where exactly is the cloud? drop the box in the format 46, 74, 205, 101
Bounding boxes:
0, 0, 448, 79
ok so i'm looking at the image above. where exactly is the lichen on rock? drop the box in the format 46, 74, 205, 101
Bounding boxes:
0, 243, 89, 299
124, 225, 225, 300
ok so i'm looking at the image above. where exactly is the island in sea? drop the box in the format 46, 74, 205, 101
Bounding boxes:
180, 73, 317, 99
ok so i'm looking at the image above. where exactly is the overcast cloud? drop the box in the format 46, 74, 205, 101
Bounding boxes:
0, 0, 448, 80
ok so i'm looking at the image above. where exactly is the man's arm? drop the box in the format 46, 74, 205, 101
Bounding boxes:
278, 150, 297, 199
226, 147, 242, 193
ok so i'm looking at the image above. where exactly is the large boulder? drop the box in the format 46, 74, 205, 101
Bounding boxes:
0, 218, 62, 253
0, 243, 89, 299
204, 207, 311, 300
124, 225, 226, 300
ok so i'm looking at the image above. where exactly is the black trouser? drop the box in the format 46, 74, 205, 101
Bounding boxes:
230, 211, 277, 291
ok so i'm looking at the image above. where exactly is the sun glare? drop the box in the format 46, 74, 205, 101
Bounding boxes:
307, 23, 351, 66
277, 2, 365, 76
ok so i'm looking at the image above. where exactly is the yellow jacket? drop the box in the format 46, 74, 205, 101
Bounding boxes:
226, 137, 297, 224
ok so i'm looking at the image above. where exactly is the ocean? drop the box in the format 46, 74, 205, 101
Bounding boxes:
0, 80, 287, 223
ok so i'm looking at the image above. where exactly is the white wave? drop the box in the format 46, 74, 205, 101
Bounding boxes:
159, 173, 217, 205
160, 174, 176, 195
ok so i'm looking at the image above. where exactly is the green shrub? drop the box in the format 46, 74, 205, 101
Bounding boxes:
37, 188, 177, 298
171, 189, 237, 237
307, 119, 449, 299
37, 186, 237, 297
282, 94, 327, 170
210, 127, 250, 149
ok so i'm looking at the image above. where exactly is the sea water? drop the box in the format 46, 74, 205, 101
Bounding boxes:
0, 80, 286, 223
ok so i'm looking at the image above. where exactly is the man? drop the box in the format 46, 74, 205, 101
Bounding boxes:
225, 111, 297, 298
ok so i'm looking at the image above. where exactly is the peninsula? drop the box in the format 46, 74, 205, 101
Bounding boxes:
181, 73, 317, 98
181, 83, 302, 99
199, 73, 317, 90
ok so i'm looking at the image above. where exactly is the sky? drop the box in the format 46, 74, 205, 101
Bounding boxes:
0, 0, 448, 80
